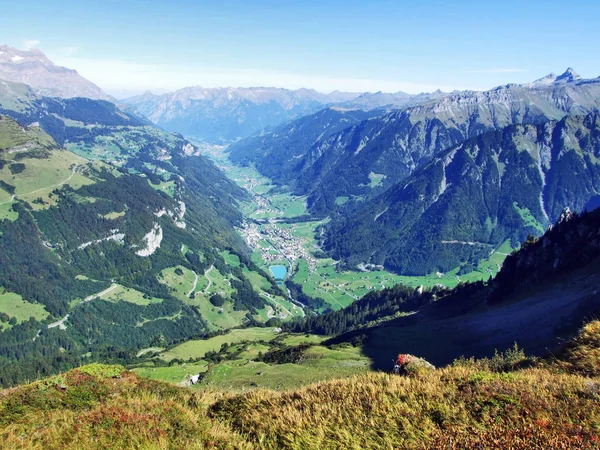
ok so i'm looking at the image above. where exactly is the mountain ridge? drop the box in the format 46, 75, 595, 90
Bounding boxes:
229, 69, 600, 214
323, 111, 600, 274
0, 45, 114, 102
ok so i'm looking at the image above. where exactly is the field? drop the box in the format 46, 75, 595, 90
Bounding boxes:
149, 179, 176, 198
158, 264, 251, 331
514, 201, 546, 234
0, 150, 98, 218
368, 171, 386, 187
101, 210, 126, 220
159, 327, 282, 361
0, 291, 50, 331
0, 202, 18, 221
98, 284, 164, 306
269, 193, 307, 218
137, 324, 366, 392
190, 296, 250, 331
199, 344, 369, 392
221, 251, 241, 267
159, 265, 206, 298
131, 361, 209, 384
291, 239, 516, 310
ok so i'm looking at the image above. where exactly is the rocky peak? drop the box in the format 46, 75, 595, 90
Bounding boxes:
0, 45, 54, 66
554, 68, 582, 84
0, 44, 113, 101
525, 68, 583, 88
528, 73, 557, 87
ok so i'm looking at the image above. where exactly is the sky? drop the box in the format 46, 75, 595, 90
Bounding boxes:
2, 0, 600, 98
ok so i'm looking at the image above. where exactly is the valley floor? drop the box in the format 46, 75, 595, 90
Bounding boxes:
201, 144, 514, 311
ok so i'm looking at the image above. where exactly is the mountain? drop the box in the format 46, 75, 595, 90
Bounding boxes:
0, 45, 113, 101
525, 67, 583, 87
299, 205, 600, 368
229, 69, 600, 216
123, 86, 360, 142
341, 88, 448, 110
323, 112, 600, 275
0, 83, 291, 387
227, 107, 380, 184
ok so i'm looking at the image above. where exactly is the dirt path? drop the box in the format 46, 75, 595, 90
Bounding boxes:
47, 282, 117, 331
187, 271, 199, 297
84, 283, 117, 302
202, 266, 215, 294
0, 165, 79, 206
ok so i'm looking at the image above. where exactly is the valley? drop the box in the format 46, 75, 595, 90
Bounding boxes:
119, 142, 523, 391
204, 143, 515, 311
1, 5, 600, 446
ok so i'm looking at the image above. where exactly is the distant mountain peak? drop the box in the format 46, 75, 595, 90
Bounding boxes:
529, 73, 557, 87
525, 68, 583, 88
0, 44, 113, 101
554, 67, 582, 84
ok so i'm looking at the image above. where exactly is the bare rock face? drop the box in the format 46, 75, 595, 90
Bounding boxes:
0, 45, 113, 101
559, 207, 573, 223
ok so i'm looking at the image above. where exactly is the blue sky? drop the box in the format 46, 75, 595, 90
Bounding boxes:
2, 0, 600, 97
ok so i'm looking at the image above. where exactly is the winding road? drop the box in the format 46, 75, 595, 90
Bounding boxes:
187, 271, 199, 297
0, 165, 79, 206
47, 283, 117, 331
202, 266, 215, 294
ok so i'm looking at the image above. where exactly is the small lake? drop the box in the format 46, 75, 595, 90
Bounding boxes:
269, 265, 287, 280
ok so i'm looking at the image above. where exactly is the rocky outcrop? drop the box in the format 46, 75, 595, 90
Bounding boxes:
135, 223, 163, 257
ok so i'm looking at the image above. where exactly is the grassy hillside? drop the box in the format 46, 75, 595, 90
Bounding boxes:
2, 320, 600, 450
0, 91, 295, 388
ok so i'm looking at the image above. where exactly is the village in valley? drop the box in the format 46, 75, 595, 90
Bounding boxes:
199, 145, 513, 312
240, 221, 318, 270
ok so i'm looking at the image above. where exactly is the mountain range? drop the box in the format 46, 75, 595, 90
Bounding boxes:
122, 86, 358, 142
230, 69, 600, 214
123, 83, 451, 142
324, 112, 600, 274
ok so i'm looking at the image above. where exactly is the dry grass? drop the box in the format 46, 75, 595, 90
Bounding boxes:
561, 320, 600, 377
3, 322, 600, 449
0, 364, 248, 450
211, 367, 600, 449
